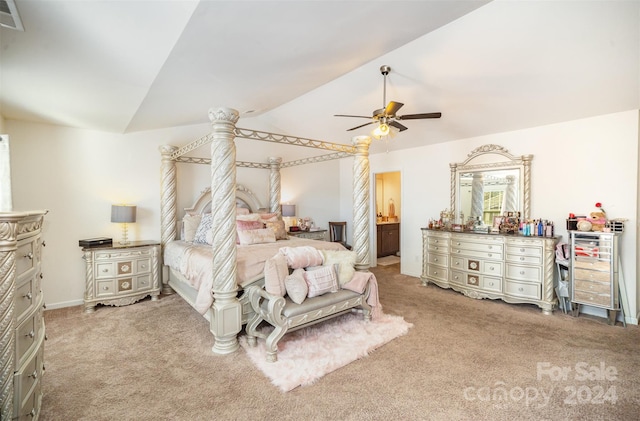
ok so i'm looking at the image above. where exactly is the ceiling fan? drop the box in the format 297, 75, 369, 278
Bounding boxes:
335, 65, 441, 137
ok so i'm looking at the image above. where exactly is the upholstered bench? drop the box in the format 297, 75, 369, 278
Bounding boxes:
245, 285, 371, 362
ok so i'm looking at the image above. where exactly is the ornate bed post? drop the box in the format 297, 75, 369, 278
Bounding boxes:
352, 135, 371, 271
522, 154, 533, 220
159, 145, 179, 294
208, 107, 242, 355
268, 156, 282, 214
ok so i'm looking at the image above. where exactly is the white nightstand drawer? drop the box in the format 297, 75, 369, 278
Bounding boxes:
96, 279, 116, 297
136, 275, 153, 291
427, 253, 448, 268
16, 241, 35, 277
96, 262, 115, 279
136, 258, 152, 274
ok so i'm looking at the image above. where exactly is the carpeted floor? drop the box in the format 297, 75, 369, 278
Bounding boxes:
377, 255, 400, 266
41, 265, 640, 420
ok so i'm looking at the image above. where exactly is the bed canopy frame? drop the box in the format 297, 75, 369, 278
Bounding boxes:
160, 107, 372, 355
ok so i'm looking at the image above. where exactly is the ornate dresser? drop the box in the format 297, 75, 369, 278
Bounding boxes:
421, 229, 558, 314
0, 210, 47, 420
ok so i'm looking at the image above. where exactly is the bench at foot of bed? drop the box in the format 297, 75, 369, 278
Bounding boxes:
245, 285, 371, 362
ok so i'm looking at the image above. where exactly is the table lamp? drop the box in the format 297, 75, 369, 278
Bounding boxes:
111, 204, 136, 245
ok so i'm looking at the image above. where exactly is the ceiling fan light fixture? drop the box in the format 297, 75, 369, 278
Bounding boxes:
373, 123, 390, 138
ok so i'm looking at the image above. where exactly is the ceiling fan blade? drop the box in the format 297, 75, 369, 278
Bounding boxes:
384, 101, 404, 116
347, 121, 375, 131
389, 120, 408, 132
335, 114, 373, 119
397, 112, 442, 120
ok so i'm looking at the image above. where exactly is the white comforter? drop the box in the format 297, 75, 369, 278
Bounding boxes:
164, 237, 345, 314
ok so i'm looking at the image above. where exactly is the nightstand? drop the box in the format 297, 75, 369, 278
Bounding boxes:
288, 229, 328, 241
82, 240, 161, 313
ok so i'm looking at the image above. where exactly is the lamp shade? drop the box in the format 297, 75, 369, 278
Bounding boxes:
111, 205, 137, 223
281, 204, 296, 217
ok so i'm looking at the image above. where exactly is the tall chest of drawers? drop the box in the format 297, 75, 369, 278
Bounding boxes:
569, 231, 620, 324
0, 211, 47, 420
421, 229, 557, 314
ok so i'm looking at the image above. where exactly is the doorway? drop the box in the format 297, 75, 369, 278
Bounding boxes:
374, 171, 401, 269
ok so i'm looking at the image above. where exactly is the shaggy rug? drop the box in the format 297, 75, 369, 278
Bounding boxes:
239, 311, 412, 392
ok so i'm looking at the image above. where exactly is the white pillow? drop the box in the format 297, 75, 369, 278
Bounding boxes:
321, 250, 356, 286
237, 228, 276, 245
183, 214, 202, 242
285, 268, 308, 304
264, 253, 288, 297
304, 264, 339, 298
193, 214, 213, 245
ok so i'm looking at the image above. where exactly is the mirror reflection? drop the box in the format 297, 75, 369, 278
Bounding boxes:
458, 169, 520, 225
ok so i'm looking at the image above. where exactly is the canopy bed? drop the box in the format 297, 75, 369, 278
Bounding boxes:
160, 107, 372, 355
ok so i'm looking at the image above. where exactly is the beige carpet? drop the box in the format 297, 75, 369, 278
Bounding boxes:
41, 265, 640, 420
377, 255, 400, 266
240, 312, 412, 391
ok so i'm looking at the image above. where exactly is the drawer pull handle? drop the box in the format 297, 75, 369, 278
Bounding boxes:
39, 273, 44, 279
520, 271, 525, 275
488, 254, 492, 257
24, 292, 32, 300
520, 257, 525, 261
520, 248, 525, 252
102, 269, 109, 273
518, 287, 524, 292
29, 370, 38, 380
29, 409, 36, 417
488, 246, 492, 249
26, 330, 34, 338
489, 266, 494, 270
454, 276, 459, 280
434, 240, 439, 243
25, 252, 33, 260
455, 261, 460, 266
434, 247, 439, 251
103, 286, 110, 291
141, 264, 147, 269
434, 258, 438, 262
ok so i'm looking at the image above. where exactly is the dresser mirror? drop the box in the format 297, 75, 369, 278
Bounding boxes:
450, 144, 533, 224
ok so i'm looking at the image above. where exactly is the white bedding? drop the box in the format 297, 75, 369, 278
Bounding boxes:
164, 237, 346, 314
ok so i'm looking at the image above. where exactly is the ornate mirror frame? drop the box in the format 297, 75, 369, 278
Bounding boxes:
450, 144, 533, 221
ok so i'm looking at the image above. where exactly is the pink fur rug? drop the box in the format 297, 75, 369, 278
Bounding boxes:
239, 312, 413, 392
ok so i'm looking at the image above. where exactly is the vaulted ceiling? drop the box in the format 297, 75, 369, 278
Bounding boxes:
1, 1, 638, 156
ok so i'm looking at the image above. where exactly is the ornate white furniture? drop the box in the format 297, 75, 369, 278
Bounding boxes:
82, 241, 161, 313
288, 229, 327, 241
421, 229, 557, 314
0, 210, 47, 420
570, 231, 621, 325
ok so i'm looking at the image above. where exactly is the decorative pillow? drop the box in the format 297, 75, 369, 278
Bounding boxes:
238, 228, 276, 246
304, 264, 339, 298
259, 212, 280, 223
236, 213, 262, 222
236, 219, 264, 244
182, 214, 202, 242
193, 214, 213, 245
279, 246, 324, 269
266, 220, 288, 240
236, 207, 250, 216
321, 250, 356, 286
285, 268, 307, 304
264, 253, 288, 296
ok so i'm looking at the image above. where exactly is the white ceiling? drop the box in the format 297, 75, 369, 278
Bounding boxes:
1, 0, 638, 157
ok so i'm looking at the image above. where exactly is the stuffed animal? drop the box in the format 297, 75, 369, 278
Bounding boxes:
589, 211, 607, 232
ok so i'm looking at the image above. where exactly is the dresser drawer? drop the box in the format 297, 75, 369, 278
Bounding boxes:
427, 243, 450, 254
96, 279, 116, 297
450, 270, 465, 285
427, 252, 448, 268
14, 341, 44, 414
450, 240, 503, 254
136, 275, 153, 291
574, 279, 611, 294
451, 247, 502, 260
574, 268, 610, 283
96, 261, 116, 279
506, 253, 542, 265
482, 276, 502, 292
506, 263, 541, 283
16, 241, 35, 277
574, 258, 610, 271
15, 277, 37, 323
15, 380, 41, 421
505, 280, 540, 299
427, 265, 448, 283
573, 290, 611, 307
427, 235, 449, 246
136, 258, 152, 274
15, 307, 44, 368
506, 244, 542, 257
